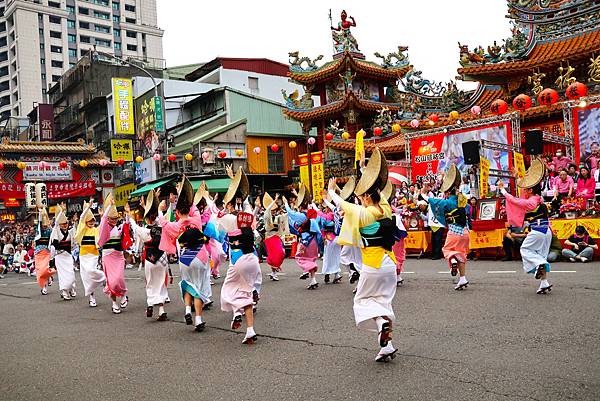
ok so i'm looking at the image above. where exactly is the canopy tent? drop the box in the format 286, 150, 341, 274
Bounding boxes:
129, 176, 176, 197
190, 178, 231, 193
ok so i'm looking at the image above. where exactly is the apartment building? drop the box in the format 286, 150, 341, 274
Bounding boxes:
0, 0, 163, 121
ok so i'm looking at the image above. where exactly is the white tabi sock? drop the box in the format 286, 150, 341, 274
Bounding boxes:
375, 317, 386, 332
540, 279, 550, 288
195, 315, 203, 326
185, 305, 192, 315
112, 301, 119, 309
246, 326, 256, 337
380, 341, 395, 354
89, 294, 96, 302
458, 276, 468, 285
271, 271, 278, 278
310, 277, 317, 285
397, 274, 402, 280
159, 305, 165, 315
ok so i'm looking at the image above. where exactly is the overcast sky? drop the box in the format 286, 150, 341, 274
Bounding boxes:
156, 0, 511, 85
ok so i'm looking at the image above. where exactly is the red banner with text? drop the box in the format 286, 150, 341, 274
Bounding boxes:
0, 180, 96, 200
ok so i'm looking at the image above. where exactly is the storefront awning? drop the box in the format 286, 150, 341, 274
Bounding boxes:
130, 177, 175, 197
190, 178, 231, 193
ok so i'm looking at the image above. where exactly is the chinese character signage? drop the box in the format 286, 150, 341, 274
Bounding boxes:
112, 78, 135, 135
1, 181, 95, 200
298, 153, 310, 189
514, 152, 525, 178
110, 139, 134, 161
134, 85, 162, 153
479, 157, 490, 198
38, 104, 55, 141
25, 183, 36, 208
311, 151, 324, 202
113, 183, 137, 207
35, 183, 47, 207
23, 162, 73, 181
154, 96, 165, 133
355, 129, 364, 163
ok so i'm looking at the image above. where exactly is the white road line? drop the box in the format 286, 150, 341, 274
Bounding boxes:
437, 271, 451, 274
19, 282, 38, 286
552, 270, 577, 273
402, 271, 415, 274
488, 270, 516, 274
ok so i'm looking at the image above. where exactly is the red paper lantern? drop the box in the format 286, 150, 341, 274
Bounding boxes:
325, 132, 334, 141
538, 88, 559, 106
270, 144, 279, 152
566, 81, 588, 100
218, 151, 227, 159
490, 99, 508, 115
512, 94, 532, 111
59, 160, 68, 168
168, 154, 177, 162
428, 114, 439, 123
373, 127, 383, 136
0, 162, 4, 170
117, 158, 125, 166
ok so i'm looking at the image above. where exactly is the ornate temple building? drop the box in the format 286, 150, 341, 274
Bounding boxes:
285, 1, 600, 181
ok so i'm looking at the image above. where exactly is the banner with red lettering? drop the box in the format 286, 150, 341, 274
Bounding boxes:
0, 180, 95, 200
409, 121, 512, 184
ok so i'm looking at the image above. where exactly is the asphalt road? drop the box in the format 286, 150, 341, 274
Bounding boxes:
0, 257, 599, 401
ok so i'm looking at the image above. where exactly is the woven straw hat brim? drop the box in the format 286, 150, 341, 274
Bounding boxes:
296, 183, 312, 206
176, 176, 194, 212
381, 179, 393, 200
339, 176, 356, 201
263, 192, 274, 208
104, 194, 119, 219
518, 159, 546, 189
144, 189, 159, 218
193, 182, 206, 206
55, 205, 68, 225
440, 164, 461, 193
355, 148, 384, 196
223, 167, 249, 205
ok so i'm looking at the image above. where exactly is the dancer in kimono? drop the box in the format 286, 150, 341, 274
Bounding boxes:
126, 189, 170, 321
321, 193, 344, 284
218, 167, 261, 344
74, 200, 105, 307
194, 183, 226, 282
98, 194, 131, 314
159, 177, 212, 332
420, 165, 470, 290
284, 184, 321, 290
327, 148, 399, 362
263, 192, 286, 281
498, 159, 553, 294
34, 206, 55, 295
50, 204, 77, 300
383, 181, 407, 287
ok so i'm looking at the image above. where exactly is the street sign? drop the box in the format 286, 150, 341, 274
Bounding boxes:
154, 96, 165, 133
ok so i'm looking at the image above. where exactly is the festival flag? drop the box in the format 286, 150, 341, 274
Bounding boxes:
479, 157, 490, 198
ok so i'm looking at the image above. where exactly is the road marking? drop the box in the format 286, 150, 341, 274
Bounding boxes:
19, 282, 38, 286
402, 271, 415, 274
488, 270, 516, 274
552, 270, 577, 273
437, 271, 451, 274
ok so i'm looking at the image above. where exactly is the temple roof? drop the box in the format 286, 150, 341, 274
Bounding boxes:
458, 28, 600, 79
326, 132, 406, 154
288, 52, 410, 86
0, 139, 96, 154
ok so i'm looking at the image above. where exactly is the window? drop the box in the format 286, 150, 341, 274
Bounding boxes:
69, 63, 76, 68
95, 39, 111, 47
51, 60, 63, 68
248, 77, 259, 94
79, 21, 90, 29
112, 15, 120, 23
112, 2, 120, 10
95, 25, 110, 33
80, 35, 90, 43
68, 49, 77, 58
94, 11, 110, 20
40, 43, 45, 50
124, 4, 135, 12
126, 44, 137, 51
78, 7, 89, 15
114, 42, 121, 50
267, 148, 284, 173
50, 45, 62, 53
49, 15, 61, 24
125, 17, 136, 23
49, 31, 61, 39
52, 75, 61, 82
67, 19, 75, 28
48, 1, 61, 8
114, 29, 121, 37
125, 30, 136, 38
68, 34, 76, 43
41, 73, 46, 80
39, 28, 44, 35
66, 5, 75, 14
94, 0, 109, 5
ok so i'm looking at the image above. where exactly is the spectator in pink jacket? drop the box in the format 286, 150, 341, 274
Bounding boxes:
576, 166, 595, 200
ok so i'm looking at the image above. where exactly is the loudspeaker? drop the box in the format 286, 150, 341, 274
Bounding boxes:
525, 129, 543, 155
462, 141, 480, 164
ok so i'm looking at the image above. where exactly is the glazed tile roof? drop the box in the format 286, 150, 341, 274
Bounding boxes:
289, 52, 410, 85
285, 91, 401, 122
0, 139, 96, 154
0, 157, 114, 167
458, 29, 600, 77
326, 132, 406, 154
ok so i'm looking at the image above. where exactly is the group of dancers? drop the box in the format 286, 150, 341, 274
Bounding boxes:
30, 149, 555, 362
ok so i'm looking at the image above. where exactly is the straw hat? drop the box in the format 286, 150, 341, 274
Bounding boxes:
81, 201, 95, 223
176, 176, 194, 212
296, 183, 312, 206
381, 179, 394, 201
518, 158, 546, 189
193, 181, 207, 206
339, 176, 356, 201
143, 189, 160, 218
104, 193, 119, 219
263, 192, 274, 208
40, 207, 51, 226
440, 164, 461, 193
354, 148, 388, 196
54, 205, 68, 225
223, 167, 249, 206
